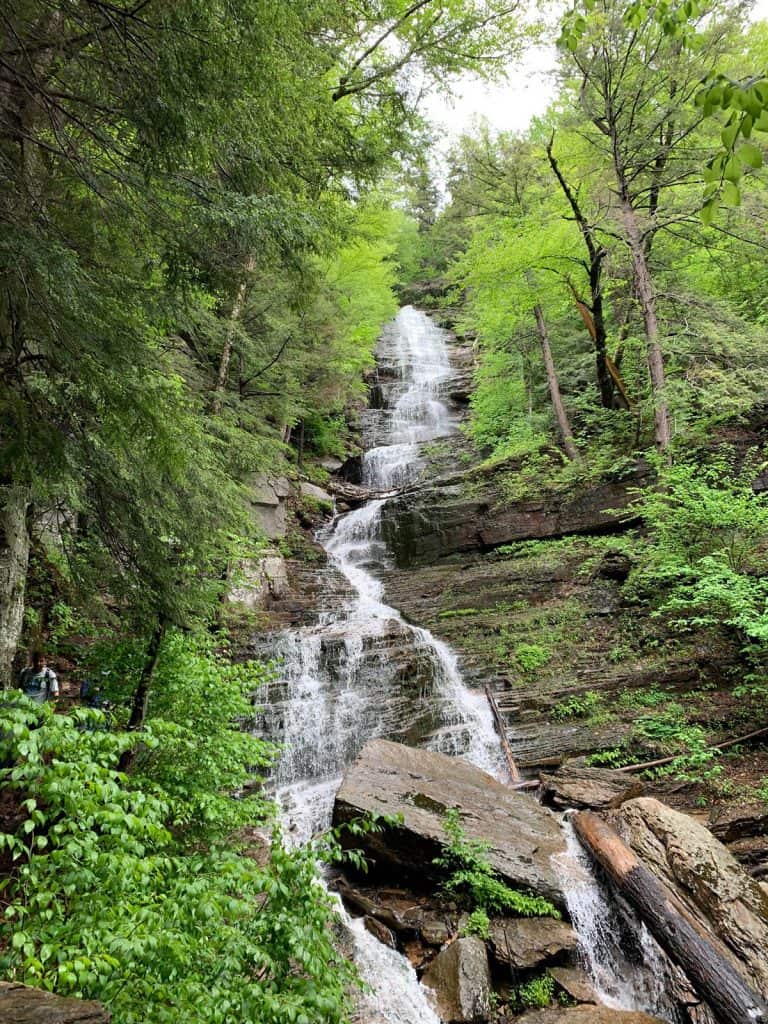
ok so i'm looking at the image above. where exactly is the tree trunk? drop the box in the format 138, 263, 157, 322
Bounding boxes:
0, 487, 31, 689
533, 305, 579, 462
619, 197, 671, 452
118, 619, 166, 773
546, 140, 615, 409
127, 620, 166, 732
210, 256, 255, 415
573, 811, 768, 1024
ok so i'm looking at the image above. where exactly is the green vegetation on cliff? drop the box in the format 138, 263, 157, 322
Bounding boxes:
4, 0, 768, 1020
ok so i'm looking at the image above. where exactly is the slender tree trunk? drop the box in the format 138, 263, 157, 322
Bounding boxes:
546, 139, 614, 409
127, 619, 166, 731
619, 197, 670, 451
0, 487, 31, 689
533, 305, 579, 462
297, 419, 305, 470
210, 256, 255, 415
117, 619, 166, 772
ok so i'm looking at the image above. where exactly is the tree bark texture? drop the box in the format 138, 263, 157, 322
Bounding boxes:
618, 198, 671, 451
533, 305, 579, 461
127, 620, 166, 732
0, 487, 31, 689
210, 256, 255, 415
573, 811, 768, 1024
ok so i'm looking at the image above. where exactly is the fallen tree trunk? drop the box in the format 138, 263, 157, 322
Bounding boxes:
510, 725, 768, 790
484, 684, 520, 782
614, 726, 768, 775
573, 811, 768, 1024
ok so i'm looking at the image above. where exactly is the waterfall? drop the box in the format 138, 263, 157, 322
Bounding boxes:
262, 305, 504, 847
553, 819, 679, 1022
258, 305, 503, 1020
260, 305, 676, 1023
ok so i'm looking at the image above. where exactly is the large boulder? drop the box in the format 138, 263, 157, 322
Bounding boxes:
540, 764, 644, 812
421, 937, 491, 1023
333, 740, 567, 905
0, 983, 110, 1023
614, 797, 768, 997
250, 475, 291, 539
228, 551, 289, 609
488, 917, 577, 971
516, 1009, 666, 1024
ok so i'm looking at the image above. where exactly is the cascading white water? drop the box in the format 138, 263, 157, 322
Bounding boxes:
260, 305, 678, 1023
259, 305, 503, 1022
553, 820, 678, 1022
262, 306, 503, 847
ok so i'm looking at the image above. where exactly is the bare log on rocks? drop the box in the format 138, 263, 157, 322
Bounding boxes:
614, 725, 768, 775
573, 811, 768, 1024
328, 479, 398, 505
484, 684, 520, 782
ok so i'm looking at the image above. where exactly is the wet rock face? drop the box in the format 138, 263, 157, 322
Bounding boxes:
614, 797, 768, 998
516, 1008, 667, 1024
421, 936, 491, 1023
540, 765, 645, 811
0, 982, 110, 1023
333, 739, 567, 905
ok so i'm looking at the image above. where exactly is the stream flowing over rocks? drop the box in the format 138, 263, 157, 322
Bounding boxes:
255, 307, 768, 1024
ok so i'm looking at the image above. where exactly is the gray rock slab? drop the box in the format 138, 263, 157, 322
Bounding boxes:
540, 764, 644, 811
488, 916, 577, 970
333, 739, 566, 905
517, 1009, 666, 1024
300, 481, 333, 504
421, 937, 491, 1023
548, 966, 597, 1004
0, 982, 110, 1023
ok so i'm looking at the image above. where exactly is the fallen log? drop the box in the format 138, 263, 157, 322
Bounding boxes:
484, 684, 520, 782
511, 725, 768, 788
614, 725, 768, 775
327, 479, 399, 505
572, 810, 768, 1024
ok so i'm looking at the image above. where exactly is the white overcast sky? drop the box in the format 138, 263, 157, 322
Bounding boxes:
423, 0, 768, 145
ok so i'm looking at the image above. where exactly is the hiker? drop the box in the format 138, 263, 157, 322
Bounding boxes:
19, 652, 60, 704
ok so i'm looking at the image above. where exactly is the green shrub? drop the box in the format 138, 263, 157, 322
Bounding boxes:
0, 635, 358, 1024
515, 974, 555, 1009
433, 809, 559, 919
551, 690, 603, 721
515, 643, 551, 674
630, 454, 768, 644
462, 908, 491, 940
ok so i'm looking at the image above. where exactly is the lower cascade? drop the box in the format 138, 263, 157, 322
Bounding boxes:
258, 307, 675, 1022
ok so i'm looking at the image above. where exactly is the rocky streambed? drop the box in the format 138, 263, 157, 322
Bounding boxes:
331, 739, 768, 1024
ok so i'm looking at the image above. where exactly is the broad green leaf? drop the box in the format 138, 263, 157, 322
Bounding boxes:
722, 181, 741, 206
736, 142, 763, 169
